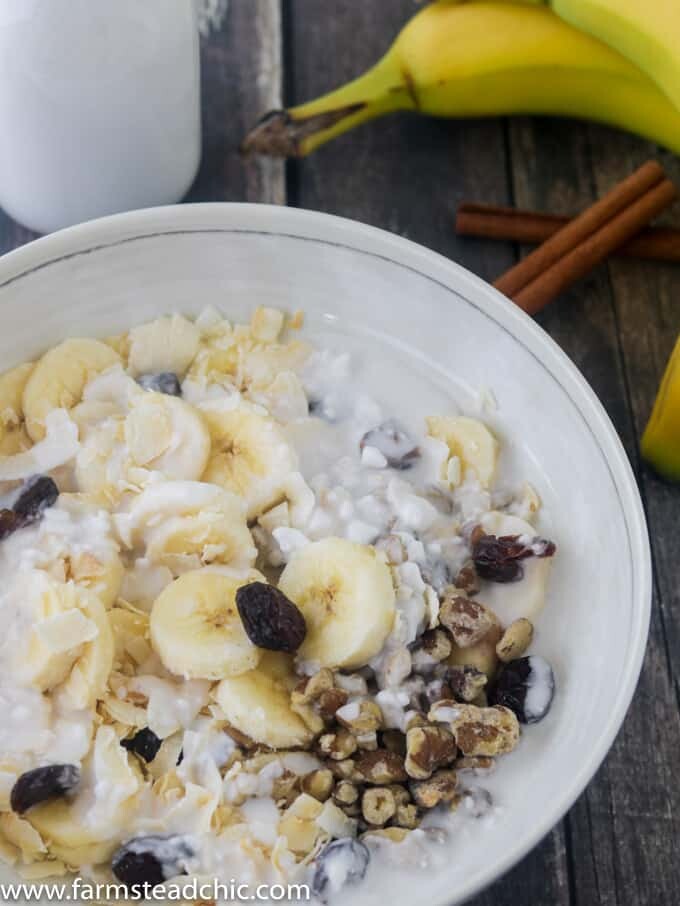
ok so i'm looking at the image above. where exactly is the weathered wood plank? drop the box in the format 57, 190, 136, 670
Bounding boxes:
188, 0, 285, 205
508, 115, 680, 906
287, 5, 570, 904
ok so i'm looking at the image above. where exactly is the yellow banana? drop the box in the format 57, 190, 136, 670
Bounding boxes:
243, 1, 680, 158
641, 334, 680, 482
548, 0, 680, 112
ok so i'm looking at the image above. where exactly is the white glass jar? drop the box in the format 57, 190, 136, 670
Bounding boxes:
0, 0, 201, 234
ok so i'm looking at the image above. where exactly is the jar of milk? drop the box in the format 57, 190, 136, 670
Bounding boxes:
0, 0, 201, 234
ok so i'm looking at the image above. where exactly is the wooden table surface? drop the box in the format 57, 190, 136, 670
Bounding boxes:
2, 4, 679, 903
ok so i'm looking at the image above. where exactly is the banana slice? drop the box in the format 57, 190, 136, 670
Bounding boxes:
127, 314, 201, 377
201, 403, 299, 519
13, 573, 113, 706
215, 652, 313, 749
476, 511, 554, 623
150, 569, 264, 680
23, 339, 121, 441
0, 362, 34, 456
124, 392, 211, 481
27, 726, 141, 867
120, 481, 256, 576
278, 537, 396, 669
426, 415, 499, 489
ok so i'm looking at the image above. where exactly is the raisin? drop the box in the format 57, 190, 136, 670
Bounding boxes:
312, 838, 370, 900
0, 476, 59, 542
121, 728, 162, 763
472, 533, 556, 583
236, 582, 307, 652
111, 835, 193, 892
489, 655, 555, 723
137, 373, 182, 397
0, 509, 21, 541
11, 764, 80, 814
360, 420, 420, 470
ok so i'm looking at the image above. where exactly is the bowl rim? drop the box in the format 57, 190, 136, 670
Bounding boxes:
0, 203, 652, 904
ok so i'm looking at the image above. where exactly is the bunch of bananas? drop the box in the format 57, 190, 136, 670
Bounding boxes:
243, 0, 680, 158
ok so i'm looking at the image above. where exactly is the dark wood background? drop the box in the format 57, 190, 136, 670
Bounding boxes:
2, 3, 679, 903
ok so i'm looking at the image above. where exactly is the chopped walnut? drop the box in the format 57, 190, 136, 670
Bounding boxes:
272, 770, 301, 807
317, 688, 349, 722
447, 666, 488, 702
362, 787, 396, 826
496, 618, 534, 663
394, 803, 420, 829
453, 561, 480, 596
318, 729, 358, 761
355, 731, 378, 751
300, 769, 334, 802
455, 755, 496, 776
404, 725, 457, 780
326, 758, 357, 781
336, 700, 384, 734
292, 669, 335, 706
387, 784, 411, 806
439, 592, 498, 648
410, 769, 459, 809
355, 749, 408, 785
411, 629, 452, 673
429, 702, 520, 757
278, 793, 324, 854
291, 700, 325, 735
334, 780, 360, 806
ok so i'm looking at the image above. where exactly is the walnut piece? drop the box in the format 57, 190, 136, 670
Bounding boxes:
318, 729, 358, 761
300, 768, 334, 802
292, 668, 334, 706
446, 665, 487, 703
453, 561, 480, 596
394, 803, 420, 829
334, 780, 360, 806
439, 592, 498, 648
429, 702, 520, 757
447, 623, 502, 679
317, 688, 349, 722
496, 618, 534, 663
404, 725, 457, 780
410, 769, 459, 809
336, 700, 384, 734
355, 749, 408, 785
362, 787, 396, 826
411, 629, 452, 673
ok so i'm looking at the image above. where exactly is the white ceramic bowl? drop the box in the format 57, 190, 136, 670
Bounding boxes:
0, 204, 651, 905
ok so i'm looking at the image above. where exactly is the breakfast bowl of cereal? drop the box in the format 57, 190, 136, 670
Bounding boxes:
0, 204, 650, 905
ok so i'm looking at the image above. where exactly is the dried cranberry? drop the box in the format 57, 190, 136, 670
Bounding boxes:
360, 420, 420, 470
489, 655, 555, 724
312, 838, 370, 900
472, 533, 555, 583
112, 836, 193, 893
236, 582, 307, 652
11, 764, 80, 814
121, 728, 162, 763
137, 373, 182, 397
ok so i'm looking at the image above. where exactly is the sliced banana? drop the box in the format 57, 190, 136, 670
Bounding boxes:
27, 726, 141, 867
23, 339, 121, 441
0, 362, 34, 456
121, 481, 256, 574
278, 537, 396, 669
127, 314, 201, 377
124, 392, 211, 481
201, 403, 299, 519
150, 569, 264, 680
14, 573, 113, 706
426, 415, 499, 489
215, 652, 313, 749
476, 511, 554, 623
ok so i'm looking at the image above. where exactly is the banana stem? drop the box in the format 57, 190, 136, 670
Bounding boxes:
242, 53, 415, 158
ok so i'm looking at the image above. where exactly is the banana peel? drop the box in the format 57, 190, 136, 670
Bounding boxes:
243, 1, 680, 158
642, 336, 680, 482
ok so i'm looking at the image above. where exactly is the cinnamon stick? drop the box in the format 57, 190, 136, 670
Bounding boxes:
456, 203, 680, 263
492, 161, 677, 314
